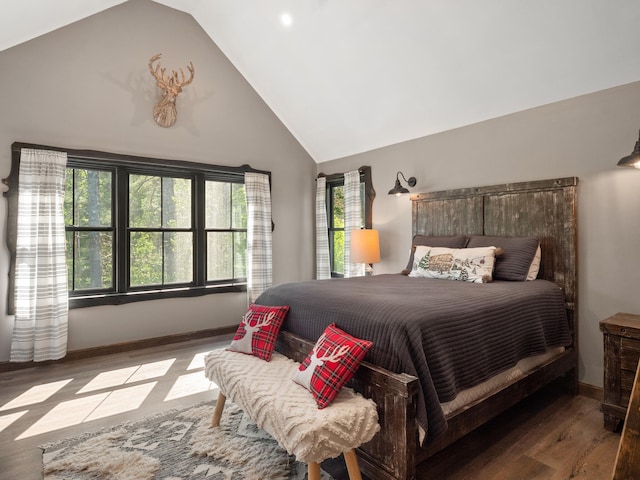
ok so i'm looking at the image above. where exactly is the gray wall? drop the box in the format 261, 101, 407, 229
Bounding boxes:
0, 0, 316, 361
321, 81, 640, 388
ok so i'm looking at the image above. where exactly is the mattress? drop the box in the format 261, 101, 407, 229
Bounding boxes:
440, 346, 565, 416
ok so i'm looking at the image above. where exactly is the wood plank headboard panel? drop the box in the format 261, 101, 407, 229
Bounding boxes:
411, 177, 578, 310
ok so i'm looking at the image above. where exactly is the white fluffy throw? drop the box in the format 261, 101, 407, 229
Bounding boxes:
204, 349, 380, 464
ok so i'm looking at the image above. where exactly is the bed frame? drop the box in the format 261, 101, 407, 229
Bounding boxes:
277, 176, 578, 480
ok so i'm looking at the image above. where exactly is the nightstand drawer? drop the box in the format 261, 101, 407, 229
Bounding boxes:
621, 339, 640, 387
621, 338, 640, 369
621, 342, 640, 405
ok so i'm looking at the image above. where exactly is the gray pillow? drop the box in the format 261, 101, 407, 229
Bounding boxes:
466, 235, 539, 281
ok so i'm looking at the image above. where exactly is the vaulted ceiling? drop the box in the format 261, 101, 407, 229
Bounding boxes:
2, 1, 639, 163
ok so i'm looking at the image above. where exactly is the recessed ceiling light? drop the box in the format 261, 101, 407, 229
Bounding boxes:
280, 12, 293, 27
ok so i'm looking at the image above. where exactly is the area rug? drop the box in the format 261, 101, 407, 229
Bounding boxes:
41, 401, 334, 480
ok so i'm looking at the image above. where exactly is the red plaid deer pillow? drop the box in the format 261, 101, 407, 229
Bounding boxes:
292, 323, 373, 408
227, 304, 290, 361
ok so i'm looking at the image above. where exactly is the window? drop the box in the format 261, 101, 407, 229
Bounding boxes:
204, 180, 247, 282
64, 166, 114, 292
127, 173, 194, 287
6, 143, 267, 311
328, 183, 346, 274
324, 167, 374, 277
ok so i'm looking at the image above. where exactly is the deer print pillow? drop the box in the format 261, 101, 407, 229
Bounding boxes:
292, 323, 373, 408
227, 304, 290, 361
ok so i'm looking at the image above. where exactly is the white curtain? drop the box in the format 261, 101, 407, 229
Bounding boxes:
245, 172, 272, 304
315, 177, 331, 279
344, 170, 364, 278
11, 148, 68, 362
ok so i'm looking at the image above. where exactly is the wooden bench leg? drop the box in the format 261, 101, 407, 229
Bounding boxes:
344, 449, 362, 480
211, 392, 226, 427
308, 462, 321, 480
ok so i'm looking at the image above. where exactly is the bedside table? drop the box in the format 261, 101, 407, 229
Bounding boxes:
601, 312, 640, 431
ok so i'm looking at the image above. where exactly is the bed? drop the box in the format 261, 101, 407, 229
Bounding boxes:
258, 177, 578, 480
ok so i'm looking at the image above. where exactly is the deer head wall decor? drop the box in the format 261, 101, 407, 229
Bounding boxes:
148, 53, 195, 128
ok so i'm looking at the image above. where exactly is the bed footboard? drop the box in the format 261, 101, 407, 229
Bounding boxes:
277, 330, 420, 480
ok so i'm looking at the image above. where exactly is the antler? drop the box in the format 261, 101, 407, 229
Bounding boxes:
311, 333, 328, 355
242, 310, 275, 329
148, 53, 194, 91
173, 62, 195, 89
148, 53, 169, 90
253, 311, 276, 328
241, 310, 255, 326
317, 343, 350, 363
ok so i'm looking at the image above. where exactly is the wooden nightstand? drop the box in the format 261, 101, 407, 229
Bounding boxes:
601, 312, 640, 431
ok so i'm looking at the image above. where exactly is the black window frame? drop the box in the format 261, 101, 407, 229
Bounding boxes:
64, 161, 118, 294
4, 142, 269, 312
320, 166, 375, 277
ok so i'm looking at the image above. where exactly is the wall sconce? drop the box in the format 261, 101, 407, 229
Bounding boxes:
350, 229, 380, 275
388, 171, 417, 195
617, 130, 640, 169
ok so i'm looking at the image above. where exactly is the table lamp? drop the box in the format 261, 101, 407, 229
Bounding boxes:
350, 229, 380, 275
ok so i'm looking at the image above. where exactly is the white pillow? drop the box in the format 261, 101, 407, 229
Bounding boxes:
526, 245, 541, 281
409, 246, 497, 283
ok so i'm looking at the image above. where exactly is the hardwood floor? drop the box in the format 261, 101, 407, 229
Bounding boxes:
0, 336, 620, 480
413, 383, 619, 480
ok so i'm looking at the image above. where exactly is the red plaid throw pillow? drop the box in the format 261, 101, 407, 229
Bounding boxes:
292, 323, 372, 408
227, 304, 289, 361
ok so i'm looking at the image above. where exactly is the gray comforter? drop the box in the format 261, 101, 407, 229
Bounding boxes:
255, 274, 571, 441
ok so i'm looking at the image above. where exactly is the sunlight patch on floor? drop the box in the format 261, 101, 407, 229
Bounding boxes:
77, 359, 175, 393
17, 392, 110, 439
187, 352, 207, 370
127, 359, 175, 383
85, 382, 156, 421
0, 410, 28, 433
76, 366, 140, 393
164, 371, 216, 401
0, 379, 72, 411
4, 350, 221, 440
16, 381, 156, 439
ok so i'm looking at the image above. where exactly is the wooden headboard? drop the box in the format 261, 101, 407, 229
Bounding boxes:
411, 177, 578, 313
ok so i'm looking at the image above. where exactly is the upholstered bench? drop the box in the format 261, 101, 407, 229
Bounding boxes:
204, 348, 380, 480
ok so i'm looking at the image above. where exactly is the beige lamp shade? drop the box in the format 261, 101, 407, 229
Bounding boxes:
350, 229, 380, 264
